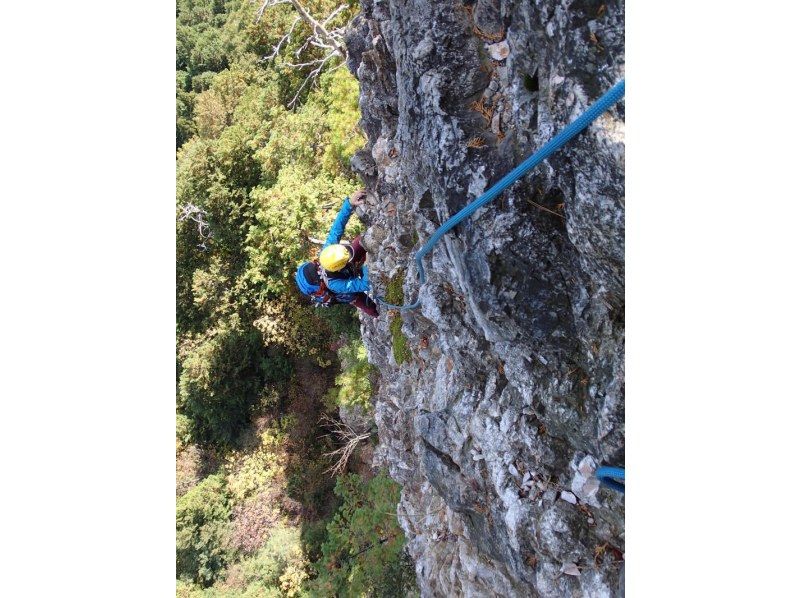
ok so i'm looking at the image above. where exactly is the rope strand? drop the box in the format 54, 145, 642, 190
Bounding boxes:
377, 78, 625, 310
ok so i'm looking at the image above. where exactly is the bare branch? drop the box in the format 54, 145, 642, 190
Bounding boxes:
287, 51, 338, 108
255, 0, 291, 23
265, 15, 301, 60
294, 36, 313, 57
178, 203, 213, 250
322, 4, 348, 27
320, 414, 372, 478
309, 38, 340, 52
284, 56, 331, 69
287, 0, 347, 59
255, 0, 350, 108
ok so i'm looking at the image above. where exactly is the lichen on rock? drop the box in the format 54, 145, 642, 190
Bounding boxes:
346, 0, 625, 595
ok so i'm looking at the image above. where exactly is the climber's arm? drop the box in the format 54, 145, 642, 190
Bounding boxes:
323, 190, 367, 248
323, 197, 354, 248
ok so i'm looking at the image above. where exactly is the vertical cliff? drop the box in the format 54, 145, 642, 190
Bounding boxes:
345, 0, 624, 595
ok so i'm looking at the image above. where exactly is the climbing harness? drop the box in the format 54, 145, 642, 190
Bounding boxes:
311, 264, 338, 307
595, 465, 625, 494
376, 78, 625, 310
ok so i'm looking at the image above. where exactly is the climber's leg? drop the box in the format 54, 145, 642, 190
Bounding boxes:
350, 235, 367, 264
351, 292, 379, 317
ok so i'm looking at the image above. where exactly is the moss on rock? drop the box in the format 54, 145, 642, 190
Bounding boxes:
385, 271, 412, 365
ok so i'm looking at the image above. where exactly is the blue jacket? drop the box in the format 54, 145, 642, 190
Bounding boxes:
323, 197, 370, 297
323, 197, 353, 249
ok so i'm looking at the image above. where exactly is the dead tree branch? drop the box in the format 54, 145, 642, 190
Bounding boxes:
287, 50, 338, 108
178, 203, 213, 250
256, 0, 348, 58
286, 0, 347, 59
320, 414, 372, 478
266, 15, 302, 60
255, 0, 350, 106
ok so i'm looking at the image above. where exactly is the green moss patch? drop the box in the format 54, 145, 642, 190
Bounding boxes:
390, 316, 412, 365
384, 270, 405, 305
385, 271, 412, 365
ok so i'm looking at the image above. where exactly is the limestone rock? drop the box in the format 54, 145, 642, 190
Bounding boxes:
487, 40, 510, 61
346, 0, 625, 595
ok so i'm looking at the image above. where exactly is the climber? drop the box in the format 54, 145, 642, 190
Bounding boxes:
294, 190, 379, 317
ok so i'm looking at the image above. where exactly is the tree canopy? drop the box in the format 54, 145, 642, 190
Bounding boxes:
176, 1, 417, 596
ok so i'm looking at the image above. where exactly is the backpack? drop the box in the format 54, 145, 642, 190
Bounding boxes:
297, 260, 335, 306
314, 261, 361, 306
297, 252, 362, 308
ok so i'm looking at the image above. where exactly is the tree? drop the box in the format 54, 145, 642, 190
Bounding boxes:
176, 474, 233, 586
256, 0, 354, 106
312, 474, 415, 597
178, 319, 274, 445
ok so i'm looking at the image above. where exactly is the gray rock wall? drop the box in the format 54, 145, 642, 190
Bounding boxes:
345, 1, 624, 595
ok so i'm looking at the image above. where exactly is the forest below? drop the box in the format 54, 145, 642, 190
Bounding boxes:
176, 1, 415, 595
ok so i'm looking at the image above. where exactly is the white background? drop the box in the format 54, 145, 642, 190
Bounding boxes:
0, 1, 798, 595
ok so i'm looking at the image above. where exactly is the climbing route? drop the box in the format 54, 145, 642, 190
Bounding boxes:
377, 78, 626, 311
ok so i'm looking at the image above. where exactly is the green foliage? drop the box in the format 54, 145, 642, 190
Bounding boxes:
178, 319, 278, 445
177, 87, 198, 148
178, 525, 311, 598
252, 296, 336, 367
192, 70, 219, 92
326, 339, 375, 410
312, 474, 414, 597
385, 272, 412, 364
176, 0, 247, 150
176, 0, 242, 75
176, 0, 361, 150
236, 525, 310, 596
318, 68, 364, 174
225, 424, 288, 502
177, 412, 193, 450
176, 4, 413, 596
301, 519, 329, 565
194, 61, 266, 141
317, 303, 360, 340
285, 452, 334, 518
177, 474, 233, 586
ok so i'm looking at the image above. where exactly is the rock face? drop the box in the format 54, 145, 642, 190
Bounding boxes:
345, 0, 624, 595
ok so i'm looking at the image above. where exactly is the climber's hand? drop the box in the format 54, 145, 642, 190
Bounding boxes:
350, 189, 367, 206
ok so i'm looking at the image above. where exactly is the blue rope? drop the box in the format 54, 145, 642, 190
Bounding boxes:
377, 78, 625, 310
596, 465, 625, 494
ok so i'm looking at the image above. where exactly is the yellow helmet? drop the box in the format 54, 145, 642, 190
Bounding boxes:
319, 244, 351, 271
